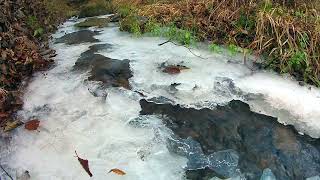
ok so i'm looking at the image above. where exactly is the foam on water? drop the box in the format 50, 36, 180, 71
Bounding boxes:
2, 15, 320, 179
94, 25, 320, 137
1, 20, 187, 180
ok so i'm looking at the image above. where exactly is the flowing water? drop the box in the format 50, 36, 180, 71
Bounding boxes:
1, 16, 320, 180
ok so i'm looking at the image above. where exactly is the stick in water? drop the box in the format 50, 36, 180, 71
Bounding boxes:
0, 164, 13, 180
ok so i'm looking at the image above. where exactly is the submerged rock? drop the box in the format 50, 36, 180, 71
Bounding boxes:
185, 167, 218, 180
139, 99, 320, 180
88, 58, 132, 89
55, 30, 99, 45
75, 17, 110, 28
74, 43, 132, 89
110, 14, 121, 22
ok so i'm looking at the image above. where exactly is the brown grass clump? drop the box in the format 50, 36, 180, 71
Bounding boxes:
113, 0, 320, 85
0, 0, 64, 129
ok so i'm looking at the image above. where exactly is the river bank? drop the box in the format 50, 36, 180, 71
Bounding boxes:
0, 0, 65, 133
112, 0, 320, 86
0, 0, 113, 134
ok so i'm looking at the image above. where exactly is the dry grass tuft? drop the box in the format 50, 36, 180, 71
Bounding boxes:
113, 0, 320, 85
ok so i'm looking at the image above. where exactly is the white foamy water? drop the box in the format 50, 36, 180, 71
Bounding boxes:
1, 16, 320, 179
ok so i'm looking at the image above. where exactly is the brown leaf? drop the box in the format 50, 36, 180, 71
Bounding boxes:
108, 168, 126, 176
163, 66, 181, 74
75, 151, 93, 177
4, 120, 23, 132
24, 119, 40, 131
0, 112, 9, 118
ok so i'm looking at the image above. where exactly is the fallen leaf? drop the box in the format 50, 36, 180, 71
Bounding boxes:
163, 66, 181, 74
4, 120, 23, 132
24, 119, 40, 131
0, 112, 9, 118
75, 151, 93, 177
108, 168, 126, 176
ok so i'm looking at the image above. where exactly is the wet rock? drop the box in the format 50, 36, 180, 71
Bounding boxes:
147, 96, 175, 104
74, 43, 113, 71
168, 136, 240, 178
110, 14, 121, 22
74, 44, 132, 89
77, 43, 113, 62
75, 17, 110, 28
55, 30, 99, 45
139, 99, 320, 180
185, 167, 218, 180
88, 58, 132, 89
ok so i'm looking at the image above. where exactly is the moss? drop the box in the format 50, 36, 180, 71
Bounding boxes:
26, 16, 44, 37
119, 15, 143, 36
78, 0, 113, 18
75, 17, 110, 28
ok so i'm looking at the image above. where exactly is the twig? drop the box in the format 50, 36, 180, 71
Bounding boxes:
0, 164, 14, 180
158, 39, 208, 59
158, 39, 171, 46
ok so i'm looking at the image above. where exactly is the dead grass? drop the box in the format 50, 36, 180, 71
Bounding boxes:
113, 0, 320, 85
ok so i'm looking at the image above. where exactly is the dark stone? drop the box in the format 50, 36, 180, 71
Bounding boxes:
74, 43, 113, 71
139, 99, 320, 180
55, 30, 99, 45
88, 57, 132, 89
110, 14, 121, 22
186, 167, 218, 180
74, 44, 132, 89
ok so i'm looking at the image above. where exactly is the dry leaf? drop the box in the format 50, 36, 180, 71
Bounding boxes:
163, 66, 181, 74
4, 120, 23, 132
24, 119, 40, 131
108, 168, 126, 176
0, 112, 9, 118
75, 151, 93, 177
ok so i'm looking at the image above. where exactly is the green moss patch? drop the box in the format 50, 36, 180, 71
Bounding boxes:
75, 17, 110, 28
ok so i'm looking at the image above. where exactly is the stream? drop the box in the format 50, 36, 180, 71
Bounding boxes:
1, 16, 320, 180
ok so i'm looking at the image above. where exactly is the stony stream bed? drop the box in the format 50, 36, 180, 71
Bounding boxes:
1, 16, 320, 180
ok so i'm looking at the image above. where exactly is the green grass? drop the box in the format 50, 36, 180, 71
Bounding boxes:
119, 15, 142, 36
228, 44, 242, 56
78, 0, 114, 18
144, 20, 162, 36
209, 43, 223, 53
162, 24, 197, 46
27, 16, 44, 37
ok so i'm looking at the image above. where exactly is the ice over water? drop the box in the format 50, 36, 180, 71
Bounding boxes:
1, 16, 320, 179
